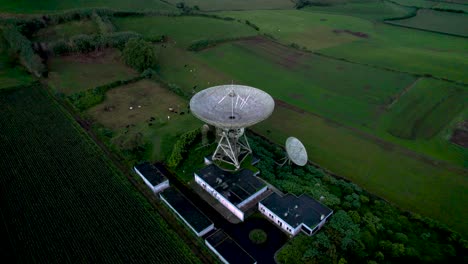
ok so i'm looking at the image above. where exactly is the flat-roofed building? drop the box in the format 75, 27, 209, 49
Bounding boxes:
160, 188, 214, 237
205, 230, 256, 264
195, 164, 267, 221
259, 193, 332, 236
134, 162, 169, 193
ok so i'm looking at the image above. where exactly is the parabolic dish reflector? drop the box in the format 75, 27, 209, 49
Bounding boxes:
190, 85, 275, 129
286, 137, 308, 166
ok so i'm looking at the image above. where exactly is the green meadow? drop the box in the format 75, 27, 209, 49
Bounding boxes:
32, 19, 99, 42
0, 34, 34, 89
165, 0, 294, 11
388, 9, 468, 37
217, 10, 468, 83
113, 15, 257, 48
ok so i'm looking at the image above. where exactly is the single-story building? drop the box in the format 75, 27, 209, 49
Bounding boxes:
259, 192, 333, 236
134, 162, 169, 193
160, 187, 214, 237
195, 164, 267, 221
205, 229, 256, 264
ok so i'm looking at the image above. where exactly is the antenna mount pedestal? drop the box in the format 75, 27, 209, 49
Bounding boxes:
213, 127, 251, 170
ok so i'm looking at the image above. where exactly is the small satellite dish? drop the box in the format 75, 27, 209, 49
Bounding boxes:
277, 137, 308, 166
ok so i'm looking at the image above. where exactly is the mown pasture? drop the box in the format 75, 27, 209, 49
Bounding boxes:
0, 85, 200, 263
303, 0, 415, 21
389, 0, 439, 8
384, 78, 467, 140
388, 9, 468, 37
197, 37, 416, 130
47, 49, 138, 94
0, 0, 175, 13
32, 19, 100, 42
165, 0, 294, 11
251, 104, 468, 237
434, 1, 468, 12
87, 79, 201, 161
0, 35, 33, 89
217, 9, 468, 83
113, 15, 257, 48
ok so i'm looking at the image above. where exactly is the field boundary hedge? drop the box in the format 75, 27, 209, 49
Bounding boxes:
384, 19, 468, 38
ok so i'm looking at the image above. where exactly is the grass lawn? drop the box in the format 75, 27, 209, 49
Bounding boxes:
197, 37, 416, 130
164, 0, 294, 11
251, 104, 468, 237
47, 49, 138, 95
32, 19, 99, 42
87, 79, 202, 161
387, 9, 468, 37
0, 35, 34, 89
0, 0, 175, 13
217, 9, 468, 83
303, 0, 415, 21
113, 15, 257, 49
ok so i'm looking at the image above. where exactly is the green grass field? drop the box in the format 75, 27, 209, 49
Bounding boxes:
32, 19, 99, 42
384, 78, 467, 139
389, 0, 439, 8
0, 0, 175, 13
304, 0, 415, 21
388, 9, 468, 37
0, 85, 200, 262
251, 104, 468, 237
197, 37, 416, 129
434, 1, 468, 12
113, 15, 257, 48
217, 9, 468, 83
47, 49, 138, 94
165, 0, 294, 11
87, 79, 202, 161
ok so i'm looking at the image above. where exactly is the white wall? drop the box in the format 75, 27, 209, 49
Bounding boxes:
134, 167, 169, 193
195, 174, 244, 221
258, 203, 296, 235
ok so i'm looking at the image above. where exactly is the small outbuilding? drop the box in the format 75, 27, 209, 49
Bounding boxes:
134, 162, 169, 193
259, 193, 332, 236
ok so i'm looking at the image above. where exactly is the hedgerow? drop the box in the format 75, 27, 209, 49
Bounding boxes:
167, 128, 201, 168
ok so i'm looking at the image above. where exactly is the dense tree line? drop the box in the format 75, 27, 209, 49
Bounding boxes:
248, 133, 466, 264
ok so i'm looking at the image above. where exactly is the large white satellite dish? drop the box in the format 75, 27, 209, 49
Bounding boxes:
278, 137, 308, 166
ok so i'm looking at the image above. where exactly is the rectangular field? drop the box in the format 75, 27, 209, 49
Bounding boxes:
113, 15, 257, 48
197, 37, 416, 130
219, 10, 468, 83
384, 78, 467, 140
87, 79, 202, 161
0, 34, 33, 89
47, 49, 138, 95
387, 9, 468, 37
0, 85, 199, 263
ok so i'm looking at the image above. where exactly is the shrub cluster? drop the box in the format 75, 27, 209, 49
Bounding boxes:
122, 38, 157, 71
47, 31, 142, 55
68, 75, 145, 111
167, 128, 201, 168
244, 20, 259, 31
92, 12, 115, 34
187, 37, 245, 51
1, 25, 46, 77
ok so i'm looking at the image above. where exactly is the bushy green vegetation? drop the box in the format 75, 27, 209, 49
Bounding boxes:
388, 9, 468, 37
218, 9, 468, 83
167, 128, 201, 167
122, 38, 157, 71
248, 133, 466, 263
0, 84, 199, 263
385, 78, 467, 139
47, 49, 138, 94
113, 15, 257, 48
0, 35, 34, 88
0, 0, 175, 13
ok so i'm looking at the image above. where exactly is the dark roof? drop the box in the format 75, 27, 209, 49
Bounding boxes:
260, 193, 332, 229
197, 164, 266, 206
134, 162, 167, 186
160, 188, 213, 233
206, 230, 256, 264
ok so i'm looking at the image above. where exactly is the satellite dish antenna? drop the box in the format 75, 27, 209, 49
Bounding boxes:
277, 137, 308, 166
190, 84, 275, 170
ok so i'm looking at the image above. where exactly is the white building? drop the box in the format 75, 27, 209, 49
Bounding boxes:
134, 162, 169, 193
195, 164, 267, 221
259, 193, 333, 236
